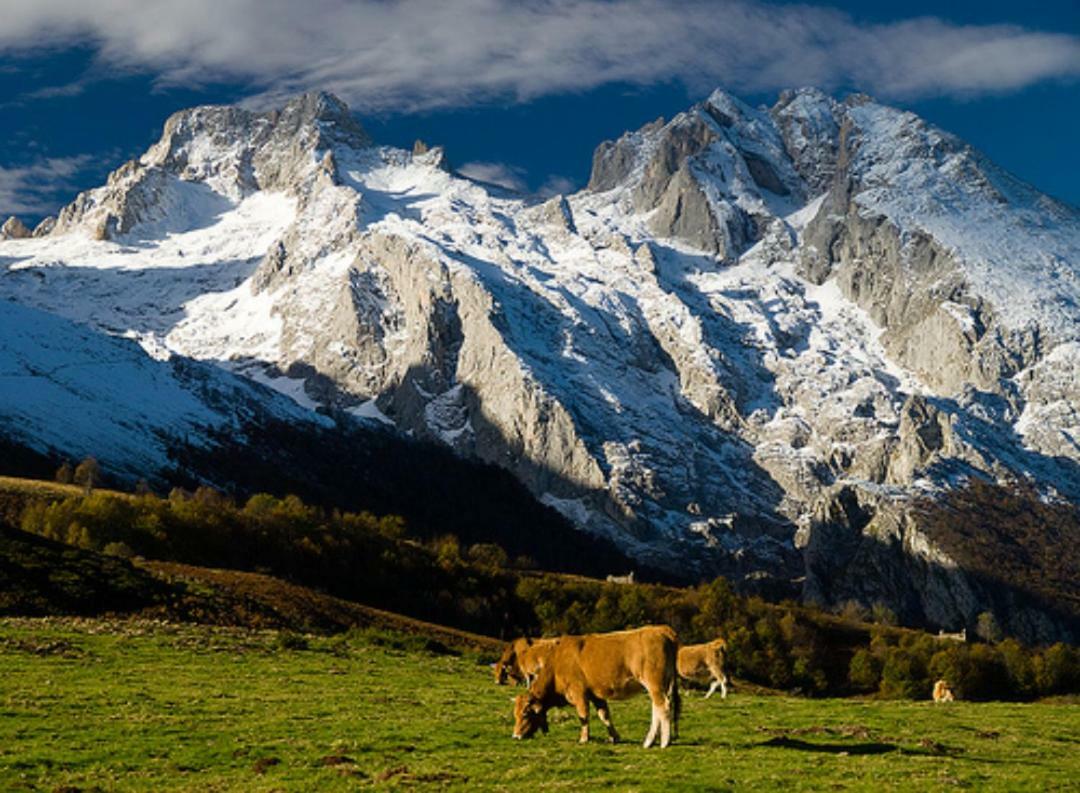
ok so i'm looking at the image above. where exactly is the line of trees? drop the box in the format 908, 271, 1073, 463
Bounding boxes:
16, 485, 1080, 700
54, 457, 102, 493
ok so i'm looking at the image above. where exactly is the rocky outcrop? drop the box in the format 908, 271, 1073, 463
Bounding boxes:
145, 90, 369, 196
647, 164, 726, 254
48, 92, 371, 240
1, 216, 31, 239
771, 87, 842, 195
31, 217, 55, 237
587, 118, 664, 192
798, 485, 1075, 643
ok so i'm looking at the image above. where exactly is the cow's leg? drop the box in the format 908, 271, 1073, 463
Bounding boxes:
642, 681, 668, 749
649, 678, 675, 748
659, 694, 672, 749
568, 689, 590, 744
594, 698, 620, 744
705, 657, 727, 699
643, 702, 660, 749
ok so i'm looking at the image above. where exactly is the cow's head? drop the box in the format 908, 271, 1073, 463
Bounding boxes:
512, 692, 548, 739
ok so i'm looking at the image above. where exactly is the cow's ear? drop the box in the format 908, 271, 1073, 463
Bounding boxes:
525, 637, 533, 646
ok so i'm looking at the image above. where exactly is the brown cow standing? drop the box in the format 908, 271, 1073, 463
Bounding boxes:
493, 637, 558, 686
511, 625, 680, 748
677, 638, 729, 699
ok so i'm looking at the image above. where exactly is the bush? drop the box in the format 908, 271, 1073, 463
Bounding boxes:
849, 648, 882, 691
871, 602, 898, 626
838, 600, 869, 623
880, 647, 929, 699
102, 541, 134, 559
274, 631, 309, 651
467, 543, 508, 570
73, 457, 101, 492
976, 611, 1003, 643
55, 462, 74, 485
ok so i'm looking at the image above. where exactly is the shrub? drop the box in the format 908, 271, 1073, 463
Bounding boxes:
838, 600, 870, 623
880, 647, 929, 699
871, 602, 898, 626
55, 462, 74, 485
102, 541, 134, 559
73, 457, 101, 492
849, 648, 882, 691
467, 543, 508, 570
274, 631, 309, 651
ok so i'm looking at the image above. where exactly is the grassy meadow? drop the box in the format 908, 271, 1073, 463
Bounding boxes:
2, 618, 1077, 791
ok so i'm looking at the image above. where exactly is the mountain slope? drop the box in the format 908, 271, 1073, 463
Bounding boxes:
1, 89, 1077, 640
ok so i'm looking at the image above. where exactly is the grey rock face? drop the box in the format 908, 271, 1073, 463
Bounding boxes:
799, 485, 1074, 643
145, 90, 370, 195
48, 91, 373, 242
4, 88, 1077, 639
31, 217, 56, 237
647, 164, 725, 255
588, 117, 664, 192
632, 115, 718, 210
771, 88, 842, 194
1, 216, 31, 239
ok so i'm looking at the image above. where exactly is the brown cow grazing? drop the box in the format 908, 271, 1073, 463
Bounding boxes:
678, 637, 729, 699
933, 679, 955, 703
511, 625, 680, 748
493, 637, 558, 686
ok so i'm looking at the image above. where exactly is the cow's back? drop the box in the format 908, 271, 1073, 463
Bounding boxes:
568, 626, 677, 700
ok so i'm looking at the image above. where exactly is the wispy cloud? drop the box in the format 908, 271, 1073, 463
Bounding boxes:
457, 161, 528, 192
0, 1, 1076, 112
537, 175, 578, 198
0, 155, 95, 217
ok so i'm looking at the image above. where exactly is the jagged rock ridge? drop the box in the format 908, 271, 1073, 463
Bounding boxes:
2, 89, 1078, 641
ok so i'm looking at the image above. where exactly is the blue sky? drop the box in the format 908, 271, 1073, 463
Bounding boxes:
1, 0, 1077, 225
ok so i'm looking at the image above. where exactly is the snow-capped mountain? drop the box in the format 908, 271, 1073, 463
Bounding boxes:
2, 89, 1077, 640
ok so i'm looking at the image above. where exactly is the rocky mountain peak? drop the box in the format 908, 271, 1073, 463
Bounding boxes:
1, 215, 31, 240
270, 90, 371, 148
2, 86, 1078, 642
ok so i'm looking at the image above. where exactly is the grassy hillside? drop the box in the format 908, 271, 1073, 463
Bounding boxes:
4, 470, 1078, 701
2, 618, 1077, 792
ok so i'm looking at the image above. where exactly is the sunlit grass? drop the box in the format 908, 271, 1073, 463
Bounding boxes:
1, 618, 1077, 791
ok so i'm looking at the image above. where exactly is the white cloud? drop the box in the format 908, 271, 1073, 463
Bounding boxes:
0, 155, 95, 217
0, 1, 1075, 112
457, 161, 528, 192
537, 175, 578, 198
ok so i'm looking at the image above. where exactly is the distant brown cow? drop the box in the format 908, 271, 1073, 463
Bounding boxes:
493, 637, 558, 686
512, 625, 680, 748
677, 637, 729, 699
933, 679, 955, 703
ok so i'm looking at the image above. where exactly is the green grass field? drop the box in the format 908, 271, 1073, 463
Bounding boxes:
1, 618, 1077, 792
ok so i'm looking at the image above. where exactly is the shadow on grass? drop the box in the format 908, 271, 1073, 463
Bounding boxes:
755, 736, 897, 755
755, 736, 1048, 768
